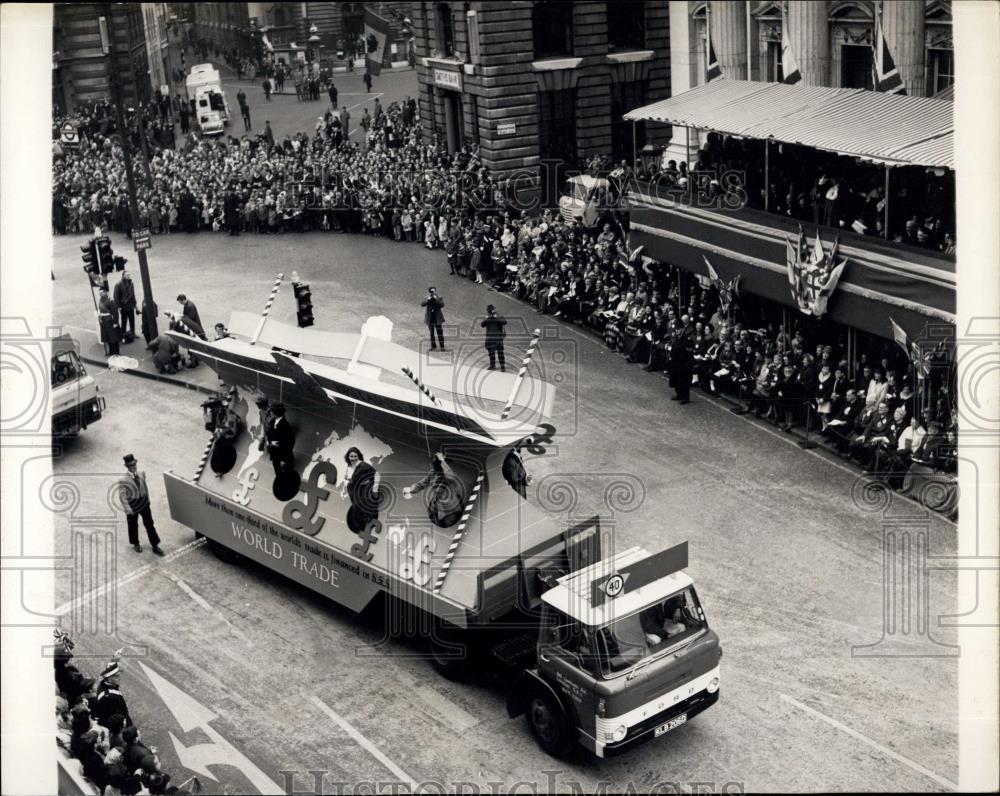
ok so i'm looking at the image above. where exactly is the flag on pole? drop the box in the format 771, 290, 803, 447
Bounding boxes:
780, 2, 801, 84
706, 34, 722, 82
872, 3, 906, 94
363, 6, 392, 76
889, 318, 933, 380
703, 256, 741, 314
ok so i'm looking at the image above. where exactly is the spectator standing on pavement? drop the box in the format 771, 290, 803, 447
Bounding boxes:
98, 287, 121, 356
373, 97, 383, 123
120, 454, 164, 556
262, 77, 272, 101
363, 68, 373, 93
339, 106, 351, 139
360, 108, 371, 138
263, 120, 274, 149
421, 286, 446, 351
328, 82, 338, 109
481, 304, 506, 371
113, 271, 137, 343
241, 102, 252, 131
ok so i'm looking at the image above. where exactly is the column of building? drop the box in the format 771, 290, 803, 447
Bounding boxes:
881, 0, 925, 96
663, 1, 699, 169
787, 0, 830, 86
710, 0, 747, 80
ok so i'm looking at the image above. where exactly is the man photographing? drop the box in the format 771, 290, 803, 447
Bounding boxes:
481, 304, 507, 371
421, 286, 446, 351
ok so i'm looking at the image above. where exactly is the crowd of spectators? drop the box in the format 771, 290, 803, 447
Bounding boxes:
54, 630, 199, 795
625, 131, 955, 255
50, 93, 957, 514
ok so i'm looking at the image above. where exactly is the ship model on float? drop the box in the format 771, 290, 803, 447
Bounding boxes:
162, 273, 566, 617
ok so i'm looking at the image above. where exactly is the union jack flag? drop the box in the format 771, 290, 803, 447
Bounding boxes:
889, 318, 947, 381
785, 226, 848, 317
872, 6, 906, 95
706, 34, 722, 82
703, 256, 741, 314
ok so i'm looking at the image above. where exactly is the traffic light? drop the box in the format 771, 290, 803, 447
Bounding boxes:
81, 240, 97, 274
293, 281, 314, 328
96, 237, 114, 275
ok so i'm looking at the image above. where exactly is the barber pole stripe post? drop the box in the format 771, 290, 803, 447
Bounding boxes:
192, 387, 237, 482
401, 366, 440, 406
433, 472, 484, 594
250, 273, 285, 345
500, 328, 541, 421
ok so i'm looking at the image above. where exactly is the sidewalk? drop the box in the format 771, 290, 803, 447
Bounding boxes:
75, 326, 222, 397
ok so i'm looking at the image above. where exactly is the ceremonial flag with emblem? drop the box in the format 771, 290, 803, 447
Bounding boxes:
363, 6, 392, 76
780, 2, 801, 84
889, 318, 934, 380
785, 226, 848, 317
703, 256, 741, 314
872, 3, 905, 95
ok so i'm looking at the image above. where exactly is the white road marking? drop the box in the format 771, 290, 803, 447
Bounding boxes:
160, 569, 254, 647
780, 693, 959, 791
309, 695, 418, 790
54, 538, 205, 617
345, 91, 383, 112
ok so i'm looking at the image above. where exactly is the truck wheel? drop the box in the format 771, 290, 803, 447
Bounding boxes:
526, 690, 573, 758
207, 539, 242, 565
427, 633, 469, 681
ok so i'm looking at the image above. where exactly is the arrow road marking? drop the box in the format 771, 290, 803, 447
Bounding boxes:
140, 661, 284, 794
779, 694, 958, 791
309, 695, 418, 791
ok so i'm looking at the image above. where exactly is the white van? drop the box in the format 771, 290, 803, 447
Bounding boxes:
558, 175, 612, 228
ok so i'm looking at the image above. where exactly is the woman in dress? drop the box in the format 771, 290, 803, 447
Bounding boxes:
341, 447, 381, 534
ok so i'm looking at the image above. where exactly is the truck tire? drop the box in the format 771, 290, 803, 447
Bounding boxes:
525, 688, 573, 758
207, 539, 243, 566
427, 632, 470, 681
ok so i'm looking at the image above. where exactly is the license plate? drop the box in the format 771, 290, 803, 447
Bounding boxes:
654, 714, 687, 737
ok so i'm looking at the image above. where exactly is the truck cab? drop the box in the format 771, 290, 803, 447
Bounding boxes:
558, 175, 612, 228
508, 543, 721, 758
50, 335, 104, 436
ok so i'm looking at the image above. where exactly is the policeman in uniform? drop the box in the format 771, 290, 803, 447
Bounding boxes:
481, 304, 507, 371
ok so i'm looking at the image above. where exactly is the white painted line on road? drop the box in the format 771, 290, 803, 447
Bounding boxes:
309, 695, 418, 790
345, 92, 383, 112
55, 538, 205, 617
161, 569, 254, 647
779, 693, 959, 791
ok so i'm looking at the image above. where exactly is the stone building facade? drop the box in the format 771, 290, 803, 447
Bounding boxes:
53, 2, 152, 113
665, 0, 953, 165
412, 1, 671, 201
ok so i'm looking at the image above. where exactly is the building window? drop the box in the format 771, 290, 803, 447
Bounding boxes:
607, 1, 645, 52
538, 88, 577, 161
927, 48, 954, 95
766, 40, 783, 82
437, 2, 455, 58
840, 44, 872, 89
610, 80, 647, 162
533, 2, 574, 59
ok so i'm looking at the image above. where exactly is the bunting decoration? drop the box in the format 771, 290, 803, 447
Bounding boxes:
872, 3, 906, 95
785, 226, 848, 317
703, 256, 741, 314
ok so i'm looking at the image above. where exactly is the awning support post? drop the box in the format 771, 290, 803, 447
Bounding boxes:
632, 121, 637, 173
764, 140, 770, 213
883, 165, 890, 239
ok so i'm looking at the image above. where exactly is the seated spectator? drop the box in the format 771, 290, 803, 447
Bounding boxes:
849, 402, 894, 468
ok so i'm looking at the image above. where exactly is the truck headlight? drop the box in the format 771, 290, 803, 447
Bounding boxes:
707, 677, 719, 694
604, 724, 627, 742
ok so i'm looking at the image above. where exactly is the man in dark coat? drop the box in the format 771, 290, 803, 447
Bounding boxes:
264, 403, 296, 475
224, 187, 241, 236
176, 293, 202, 330
119, 454, 163, 555
328, 82, 338, 109
670, 314, 695, 404
481, 304, 507, 371
421, 286, 446, 351
112, 271, 137, 342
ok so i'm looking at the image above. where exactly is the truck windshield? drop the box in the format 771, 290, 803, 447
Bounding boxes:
52, 351, 84, 386
593, 587, 705, 678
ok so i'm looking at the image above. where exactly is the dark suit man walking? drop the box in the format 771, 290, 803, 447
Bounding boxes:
670, 314, 695, 404
421, 287, 446, 351
120, 454, 163, 555
481, 304, 506, 370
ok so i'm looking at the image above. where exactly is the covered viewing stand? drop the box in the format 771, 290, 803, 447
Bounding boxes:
620, 79, 955, 345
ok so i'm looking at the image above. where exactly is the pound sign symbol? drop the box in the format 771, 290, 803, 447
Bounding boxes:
282, 460, 338, 536
522, 422, 556, 455
350, 518, 382, 562
232, 467, 259, 506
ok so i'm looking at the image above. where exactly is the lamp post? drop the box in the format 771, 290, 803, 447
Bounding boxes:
308, 24, 320, 72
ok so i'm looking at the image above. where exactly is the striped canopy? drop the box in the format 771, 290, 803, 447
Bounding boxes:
623, 79, 954, 170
